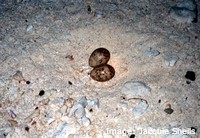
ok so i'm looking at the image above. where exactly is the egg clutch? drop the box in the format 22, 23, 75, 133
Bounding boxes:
89, 48, 115, 82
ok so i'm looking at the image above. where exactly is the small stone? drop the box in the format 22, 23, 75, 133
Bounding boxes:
169, 0, 197, 23
78, 96, 88, 108
94, 11, 105, 18
14, 0, 23, 4
194, 52, 200, 60
0, 79, 6, 87
132, 100, 149, 118
87, 98, 99, 109
63, 34, 72, 39
13, 70, 24, 82
179, 52, 188, 60
26, 24, 34, 32
60, 105, 68, 114
52, 122, 71, 137
178, 35, 190, 45
109, 3, 118, 11
81, 116, 91, 126
55, 112, 62, 118
185, 71, 196, 81
8, 120, 18, 127
122, 81, 151, 99
163, 54, 179, 67
118, 102, 128, 110
164, 108, 174, 114
9, 110, 17, 118
68, 103, 86, 118
74, 106, 86, 119
65, 98, 75, 108
47, 118, 55, 125
145, 48, 160, 57
68, 134, 81, 138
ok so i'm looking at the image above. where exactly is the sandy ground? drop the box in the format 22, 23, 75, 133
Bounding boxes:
0, 0, 200, 138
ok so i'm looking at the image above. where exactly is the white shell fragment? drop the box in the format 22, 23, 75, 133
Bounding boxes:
26, 24, 34, 32
87, 98, 100, 109
118, 102, 128, 110
51, 122, 72, 138
145, 48, 160, 57
74, 105, 86, 119
163, 54, 179, 67
68, 96, 88, 118
132, 100, 149, 118
122, 81, 151, 99
68, 96, 98, 127
68, 103, 85, 118
77, 96, 88, 108
81, 116, 91, 127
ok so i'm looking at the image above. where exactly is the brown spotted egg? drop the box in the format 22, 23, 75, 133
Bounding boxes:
89, 48, 110, 67
90, 64, 115, 82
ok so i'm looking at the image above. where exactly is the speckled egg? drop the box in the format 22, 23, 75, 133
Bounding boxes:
89, 48, 110, 67
90, 64, 115, 82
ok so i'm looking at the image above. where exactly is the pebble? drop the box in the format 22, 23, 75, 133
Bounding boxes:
55, 112, 62, 119
132, 100, 149, 118
77, 96, 88, 108
65, 98, 75, 108
81, 116, 91, 126
59, 105, 68, 114
178, 35, 190, 45
47, 118, 55, 125
194, 52, 200, 61
94, 11, 105, 18
163, 54, 179, 67
145, 48, 160, 57
0, 79, 6, 87
68, 103, 86, 118
178, 52, 188, 60
63, 34, 72, 39
15, 0, 23, 4
52, 122, 71, 138
121, 81, 151, 99
118, 102, 128, 110
109, 3, 118, 11
169, 0, 197, 23
13, 70, 25, 82
164, 108, 174, 114
87, 98, 99, 109
8, 120, 18, 127
68, 134, 81, 138
26, 24, 34, 32
75, 105, 86, 119
0, 6, 3, 16
68, 96, 99, 127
